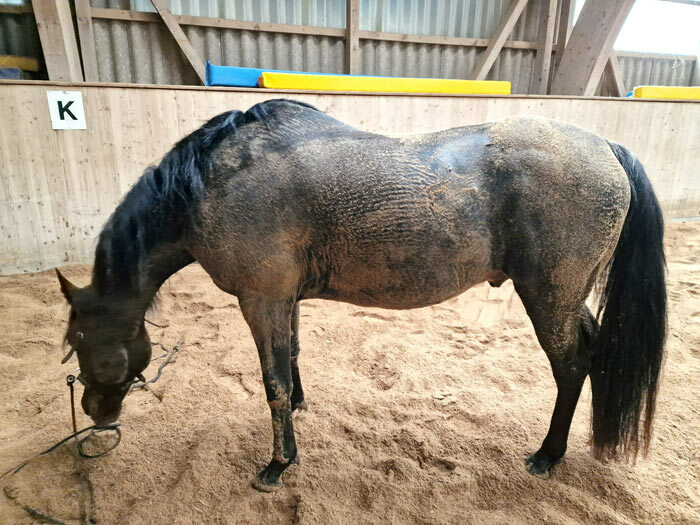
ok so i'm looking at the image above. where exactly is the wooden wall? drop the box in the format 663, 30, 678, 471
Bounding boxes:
1, 81, 698, 275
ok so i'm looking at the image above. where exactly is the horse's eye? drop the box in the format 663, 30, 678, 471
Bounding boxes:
76, 331, 84, 340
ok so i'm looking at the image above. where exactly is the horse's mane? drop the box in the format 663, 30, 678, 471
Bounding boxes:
92, 99, 319, 295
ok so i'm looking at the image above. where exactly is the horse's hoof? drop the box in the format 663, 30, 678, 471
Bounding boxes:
252, 474, 283, 493
292, 400, 308, 412
524, 452, 559, 479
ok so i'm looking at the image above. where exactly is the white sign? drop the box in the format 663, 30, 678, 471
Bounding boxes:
47, 91, 87, 130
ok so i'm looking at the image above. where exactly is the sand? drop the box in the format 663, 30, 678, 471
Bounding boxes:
0, 221, 698, 524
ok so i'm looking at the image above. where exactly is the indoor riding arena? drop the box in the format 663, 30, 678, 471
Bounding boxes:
1, 1, 699, 524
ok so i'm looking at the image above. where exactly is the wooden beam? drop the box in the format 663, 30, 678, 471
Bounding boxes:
32, 0, 83, 81
358, 31, 538, 50
469, 0, 529, 80
550, 0, 636, 96
74, 0, 99, 82
604, 54, 627, 97
0, 5, 33, 14
89, 8, 347, 38
345, 0, 360, 74
530, 0, 557, 94
149, 0, 206, 85
553, 0, 574, 71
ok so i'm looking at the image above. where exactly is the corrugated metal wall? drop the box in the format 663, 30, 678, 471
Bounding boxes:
0, 0, 697, 93
125, 0, 541, 39
618, 54, 697, 90
360, 0, 542, 41
358, 42, 537, 93
87, 0, 547, 91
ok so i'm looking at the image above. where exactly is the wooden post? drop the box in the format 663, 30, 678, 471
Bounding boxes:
150, 0, 206, 85
32, 0, 83, 81
74, 0, 99, 82
553, 0, 574, 72
550, 0, 636, 96
530, 0, 557, 94
605, 54, 627, 97
345, 0, 360, 74
469, 0, 529, 80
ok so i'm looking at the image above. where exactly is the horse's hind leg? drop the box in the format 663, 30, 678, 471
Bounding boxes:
290, 302, 307, 412
513, 279, 598, 477
239, 295, 298, 492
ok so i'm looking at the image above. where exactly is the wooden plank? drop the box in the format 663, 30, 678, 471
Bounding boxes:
553, 0, 574, 71
550, 0, 636, 96
605, 54, 627, 97
469, 0, 529, 80
6, 78, 700, 103
360, 31, 538, 50
148, 0, 206, 85
89, 8, 346, 38
530, 0, 558, 94
617, 50, 697, 60
32, 0, 83, 81
75, 0, 99, 82
345, 0, 360, 74
0, 5, 33, 14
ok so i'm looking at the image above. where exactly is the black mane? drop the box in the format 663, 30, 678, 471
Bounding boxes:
92, 99, 319, 295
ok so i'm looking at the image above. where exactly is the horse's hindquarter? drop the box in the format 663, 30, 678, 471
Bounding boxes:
193, 113, 495, 308
482, 117, 631, 288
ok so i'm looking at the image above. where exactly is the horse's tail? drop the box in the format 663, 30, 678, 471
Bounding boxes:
590, 142, 667, 460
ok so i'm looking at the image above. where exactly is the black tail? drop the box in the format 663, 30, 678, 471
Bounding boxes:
590, 142, 667, 460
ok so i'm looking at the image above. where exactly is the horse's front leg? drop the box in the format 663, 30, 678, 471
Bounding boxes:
239, 296, 298, 492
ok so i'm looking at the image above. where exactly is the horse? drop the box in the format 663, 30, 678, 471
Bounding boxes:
55, 99, 666, 492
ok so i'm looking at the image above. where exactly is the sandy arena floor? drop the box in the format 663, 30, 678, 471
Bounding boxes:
0, 221, 698, 524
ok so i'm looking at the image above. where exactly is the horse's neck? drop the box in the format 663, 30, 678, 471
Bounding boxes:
91, 234, 193, 308
138, 242, 194, 297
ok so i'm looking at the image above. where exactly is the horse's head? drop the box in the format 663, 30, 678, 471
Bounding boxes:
56, 269, 152, 425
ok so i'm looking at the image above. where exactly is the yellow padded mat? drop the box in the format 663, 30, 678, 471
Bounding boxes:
0, 55, 39, 72
259, 72, 511, 95
632, 86, 700, 100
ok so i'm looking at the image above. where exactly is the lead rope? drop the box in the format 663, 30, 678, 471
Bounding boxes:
67, 375, 77, 435
1, 338, 181, 482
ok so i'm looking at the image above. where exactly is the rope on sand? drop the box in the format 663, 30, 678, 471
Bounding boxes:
0, 338, 181, 482
0, 424, 122, 482
1, 327, 181, 524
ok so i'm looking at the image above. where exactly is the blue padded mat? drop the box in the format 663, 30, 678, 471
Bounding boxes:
206, 61, 327, 87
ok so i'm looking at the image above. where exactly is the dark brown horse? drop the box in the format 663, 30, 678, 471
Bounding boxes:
56, 99, 666, 492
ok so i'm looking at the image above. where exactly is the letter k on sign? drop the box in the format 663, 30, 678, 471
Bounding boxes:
47, 91, 87, 130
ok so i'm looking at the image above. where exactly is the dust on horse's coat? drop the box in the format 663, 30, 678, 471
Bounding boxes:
56, 100, 666, 491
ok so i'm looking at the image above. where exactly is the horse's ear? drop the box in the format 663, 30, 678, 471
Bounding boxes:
55, 269, 78, 304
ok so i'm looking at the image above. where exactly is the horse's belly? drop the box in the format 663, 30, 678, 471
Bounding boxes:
318, 246, 491, 309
